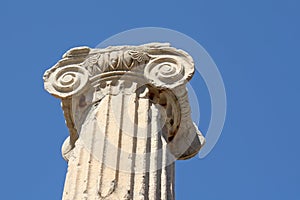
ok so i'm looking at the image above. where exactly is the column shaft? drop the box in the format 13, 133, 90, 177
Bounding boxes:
62, 85, 174, 200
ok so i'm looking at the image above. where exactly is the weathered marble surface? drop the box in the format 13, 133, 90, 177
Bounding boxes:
44, 43, 205, 200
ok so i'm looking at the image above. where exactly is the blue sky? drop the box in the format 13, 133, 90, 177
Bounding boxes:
1, 0, 299, 199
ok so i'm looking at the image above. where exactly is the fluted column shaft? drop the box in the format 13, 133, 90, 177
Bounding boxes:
62, 82, 174, 200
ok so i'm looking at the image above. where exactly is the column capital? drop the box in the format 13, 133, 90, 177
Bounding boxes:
43, 43, 204, 161
43, 43, 194, 99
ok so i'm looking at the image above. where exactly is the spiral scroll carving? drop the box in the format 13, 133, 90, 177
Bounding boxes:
144, 56, 194, 89
44, 65, 89, 98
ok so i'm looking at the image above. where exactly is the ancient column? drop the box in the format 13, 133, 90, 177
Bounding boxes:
43, 43, 205, 200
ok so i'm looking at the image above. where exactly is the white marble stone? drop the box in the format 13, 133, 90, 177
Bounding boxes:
44, 43, 205, 200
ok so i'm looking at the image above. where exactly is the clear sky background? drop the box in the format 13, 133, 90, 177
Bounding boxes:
1, 0, 299, 199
